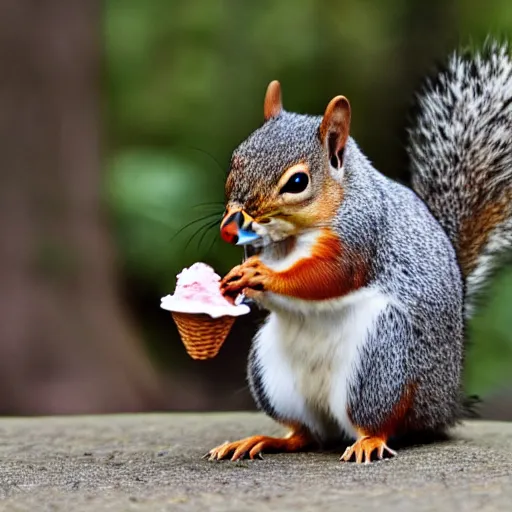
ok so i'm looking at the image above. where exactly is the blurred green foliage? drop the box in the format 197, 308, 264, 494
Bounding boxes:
104, 0, 512, 401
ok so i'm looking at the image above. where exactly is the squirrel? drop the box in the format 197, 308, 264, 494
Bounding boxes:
205, 41, 512, 464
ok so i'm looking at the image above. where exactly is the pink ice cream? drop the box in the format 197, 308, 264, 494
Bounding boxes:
173, 263, 230, 306
160, 263, 250, 318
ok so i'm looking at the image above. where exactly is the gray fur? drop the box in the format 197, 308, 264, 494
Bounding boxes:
338, 141, 464, 435
408, 41, 512, 317
227, 112, 325, 212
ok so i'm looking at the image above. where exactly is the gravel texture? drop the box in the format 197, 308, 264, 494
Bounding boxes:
0, 413, 510, 511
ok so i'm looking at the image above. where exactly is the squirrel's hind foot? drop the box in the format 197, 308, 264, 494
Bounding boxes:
340, 436, 397, 464
205, 429, 311, 461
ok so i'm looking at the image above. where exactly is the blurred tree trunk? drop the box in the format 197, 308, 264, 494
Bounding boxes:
0, 0, 163, 413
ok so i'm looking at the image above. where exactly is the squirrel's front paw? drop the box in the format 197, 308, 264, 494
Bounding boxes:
220, 257, 272, 298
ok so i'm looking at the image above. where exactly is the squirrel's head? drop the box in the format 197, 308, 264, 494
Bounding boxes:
220, 81, 351, 247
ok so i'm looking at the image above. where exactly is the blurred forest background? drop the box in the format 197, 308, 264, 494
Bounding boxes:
0, 0, 511, 417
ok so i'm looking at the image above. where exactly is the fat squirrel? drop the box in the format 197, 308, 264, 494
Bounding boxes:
207, 41, 512, 463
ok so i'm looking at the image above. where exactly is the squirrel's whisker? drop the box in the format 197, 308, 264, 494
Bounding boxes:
179, 145, 227, 182
170, 212, 222, 243
197, 219, 221, 250
185, 218, 221, 252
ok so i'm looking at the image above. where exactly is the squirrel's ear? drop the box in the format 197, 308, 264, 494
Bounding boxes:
264, 80, 282, 121
319, 96, 351, 169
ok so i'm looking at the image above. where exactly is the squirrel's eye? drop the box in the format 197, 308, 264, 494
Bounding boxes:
279, 172, 309, 194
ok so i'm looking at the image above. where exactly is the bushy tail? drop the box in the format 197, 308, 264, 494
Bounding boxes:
408, 41, 512, 318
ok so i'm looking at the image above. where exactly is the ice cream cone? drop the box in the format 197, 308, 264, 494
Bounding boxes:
161, 262, 250, 361
172, 312, 236, 360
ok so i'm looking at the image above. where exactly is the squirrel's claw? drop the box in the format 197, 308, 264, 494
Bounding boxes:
205, 437, 269, 461
205, 431, 310, 462
220, 257, 270, 298
340, 436, 397, 464
202, 440, 229, 459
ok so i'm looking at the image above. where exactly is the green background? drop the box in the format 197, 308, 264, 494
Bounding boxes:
104, 0, 512, 409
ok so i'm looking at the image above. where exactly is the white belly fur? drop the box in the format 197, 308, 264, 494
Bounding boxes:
253, 286, 390, 441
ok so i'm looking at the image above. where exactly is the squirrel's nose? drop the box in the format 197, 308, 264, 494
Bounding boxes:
220, 210, 244, 244
220, 209, 260, 246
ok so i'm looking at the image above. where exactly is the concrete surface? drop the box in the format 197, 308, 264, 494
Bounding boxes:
0, 413, 510, 511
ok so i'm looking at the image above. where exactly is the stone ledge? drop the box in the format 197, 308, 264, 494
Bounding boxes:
0, 413, 510, 511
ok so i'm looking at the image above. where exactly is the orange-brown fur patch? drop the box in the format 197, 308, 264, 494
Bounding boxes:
349, 382, 418, 440
319, 95, 351, 153
225, 158, 345, 232
263, 80, 283, 121
249, 161, 344, 230
267, 228, 368, 301
458, 193, 512, 276
291, 172, 344, 229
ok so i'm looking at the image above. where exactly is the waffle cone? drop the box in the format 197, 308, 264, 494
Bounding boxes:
172, 312, 235, 360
